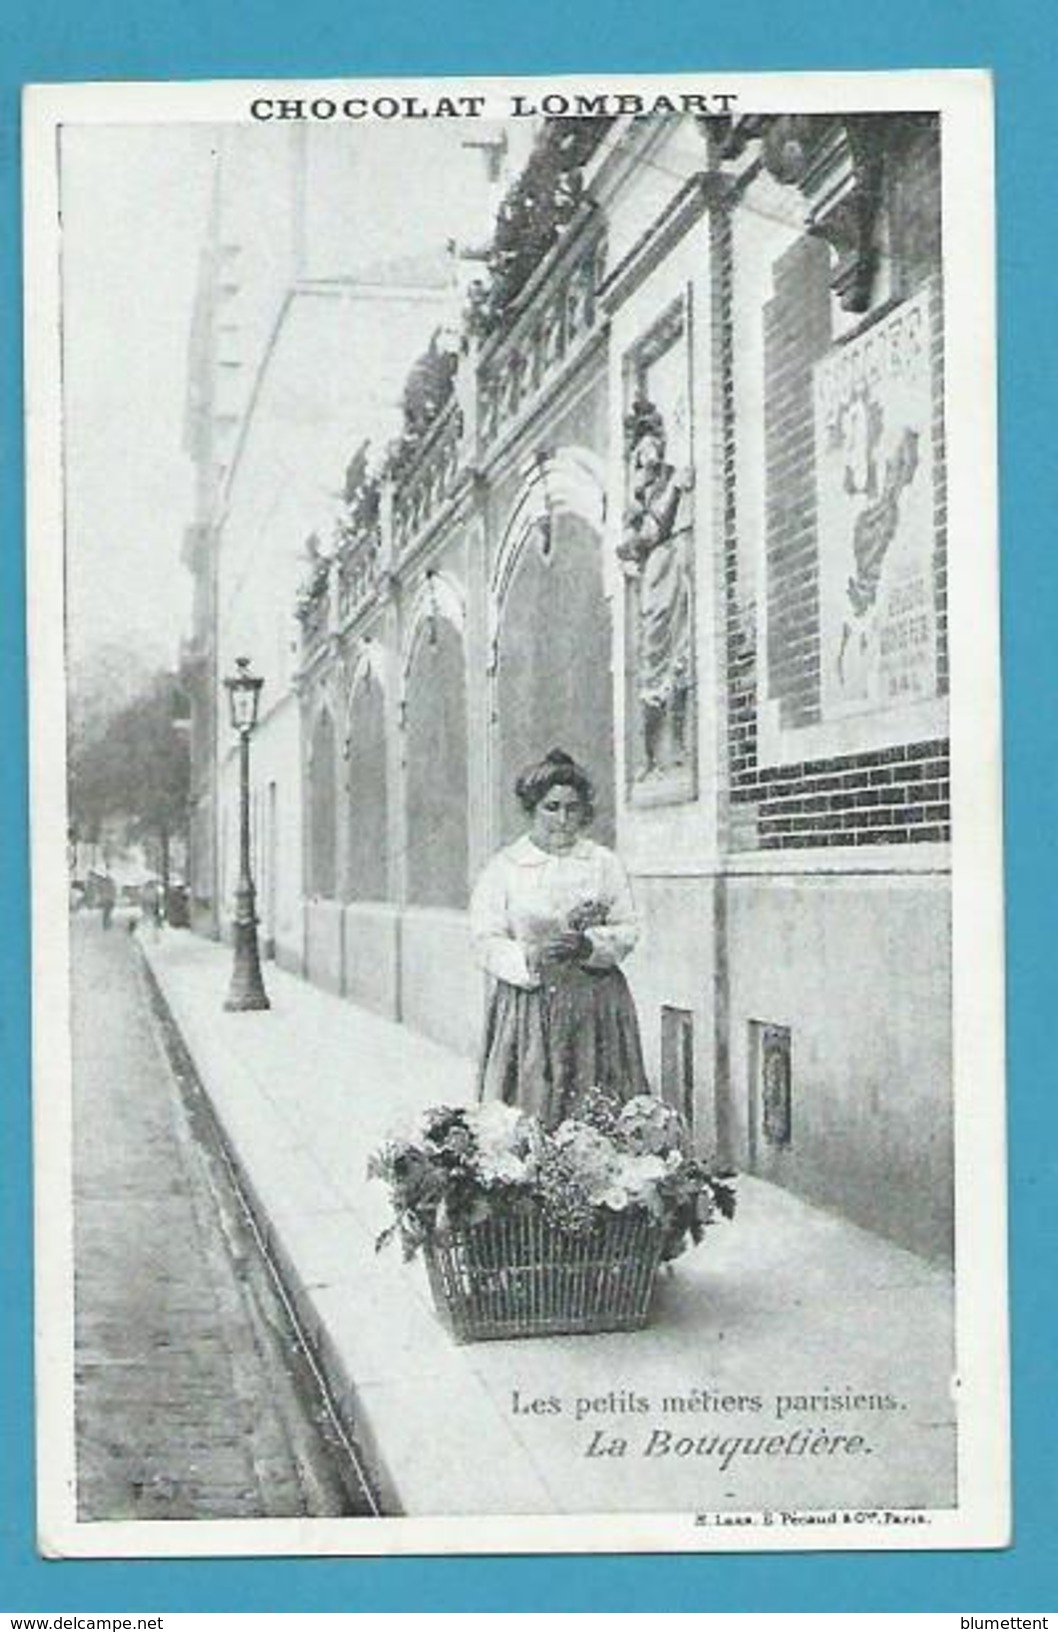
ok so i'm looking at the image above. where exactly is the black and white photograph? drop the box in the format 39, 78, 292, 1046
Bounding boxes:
24, 70, 1006, 1557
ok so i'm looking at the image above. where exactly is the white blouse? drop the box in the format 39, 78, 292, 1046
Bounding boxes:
469, 834, 640, 990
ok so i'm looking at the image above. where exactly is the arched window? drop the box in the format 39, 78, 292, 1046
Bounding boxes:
404, 619, 469, 908
308, 709, 337, 899
344, 672, 389, 901
494, 512, 615, 845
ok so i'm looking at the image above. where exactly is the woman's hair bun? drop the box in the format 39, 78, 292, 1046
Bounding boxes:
544, 748, 575, 766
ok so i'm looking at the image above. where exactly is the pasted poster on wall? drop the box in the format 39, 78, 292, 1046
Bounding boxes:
815, 286, 938, 723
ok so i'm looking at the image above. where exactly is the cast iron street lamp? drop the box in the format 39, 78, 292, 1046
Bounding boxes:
223, 656, 270, 1012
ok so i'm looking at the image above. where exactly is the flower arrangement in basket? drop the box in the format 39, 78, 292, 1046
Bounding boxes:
368, 1089, 736, 1343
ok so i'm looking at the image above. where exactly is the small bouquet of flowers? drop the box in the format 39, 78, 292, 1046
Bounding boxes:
565, 896, 611, 933
521, 896, 612, 967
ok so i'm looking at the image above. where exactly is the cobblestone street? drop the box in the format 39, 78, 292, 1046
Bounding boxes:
70, 911, 376, 1520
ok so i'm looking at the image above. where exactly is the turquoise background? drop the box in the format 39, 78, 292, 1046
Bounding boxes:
2, 0, 1054, 1611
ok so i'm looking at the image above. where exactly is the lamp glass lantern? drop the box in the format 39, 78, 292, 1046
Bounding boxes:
225, 656, 264, 735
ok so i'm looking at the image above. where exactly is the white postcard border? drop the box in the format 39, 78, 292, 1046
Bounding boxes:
24, 66, 1007, 1559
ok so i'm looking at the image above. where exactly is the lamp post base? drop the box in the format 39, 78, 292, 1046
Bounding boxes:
224, 898, 271, 1012
224, 982, 271, 1012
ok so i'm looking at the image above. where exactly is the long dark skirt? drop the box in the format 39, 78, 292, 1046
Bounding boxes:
478, 962, 651, 1129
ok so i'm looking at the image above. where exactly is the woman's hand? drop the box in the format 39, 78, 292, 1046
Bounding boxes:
538, 930, 592, 964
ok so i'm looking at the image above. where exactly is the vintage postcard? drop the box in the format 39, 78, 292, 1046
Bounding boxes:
24, 69, 1006, 1557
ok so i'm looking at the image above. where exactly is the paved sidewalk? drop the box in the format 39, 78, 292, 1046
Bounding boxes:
139, 929, 956, 1519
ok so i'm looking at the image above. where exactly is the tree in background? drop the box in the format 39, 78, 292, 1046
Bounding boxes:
68, 668, 191, 893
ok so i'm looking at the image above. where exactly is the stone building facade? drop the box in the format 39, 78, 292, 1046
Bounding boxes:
195, 111, 952, 1259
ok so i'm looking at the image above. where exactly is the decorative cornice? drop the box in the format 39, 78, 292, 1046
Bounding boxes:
390, 469, 479, 583
596, 171, 730, 315
476, 325, 608, 484
477, 227, 607, 460
715, 113, 892, 316
802, 117, 888, 315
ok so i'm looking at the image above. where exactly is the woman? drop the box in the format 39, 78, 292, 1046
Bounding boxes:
470, 749, 651, 1127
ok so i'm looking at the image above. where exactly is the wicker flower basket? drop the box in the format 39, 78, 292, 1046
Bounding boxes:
423, 1208, 666, 1343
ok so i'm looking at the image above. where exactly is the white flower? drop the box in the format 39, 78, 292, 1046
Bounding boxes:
553, 1121, 616, 1172
474, 1101, 523, 1135
476, 1149, 531, 1186
471, 1101, 527, 1153
622, 1095, 660, 1117
617, 1095, 682, 1155
469, 1103, 536, 1185
614, 1152, 667, 1200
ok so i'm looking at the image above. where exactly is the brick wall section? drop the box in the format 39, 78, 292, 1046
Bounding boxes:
762, 235, 833, 731
725, 117, 949, 849
754, 738, 950, 849
711, 205, 748, 825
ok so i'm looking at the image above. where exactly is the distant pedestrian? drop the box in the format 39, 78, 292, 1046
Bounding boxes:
99, 874, 116, 931
141, 879, 164, 942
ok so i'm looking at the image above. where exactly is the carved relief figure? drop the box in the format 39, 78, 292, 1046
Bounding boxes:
295, 531, 332, 628
618, 397, 694, 778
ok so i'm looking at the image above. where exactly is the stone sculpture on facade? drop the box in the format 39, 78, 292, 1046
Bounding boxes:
618, 396, 694, 783
295, 532, 332, 643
